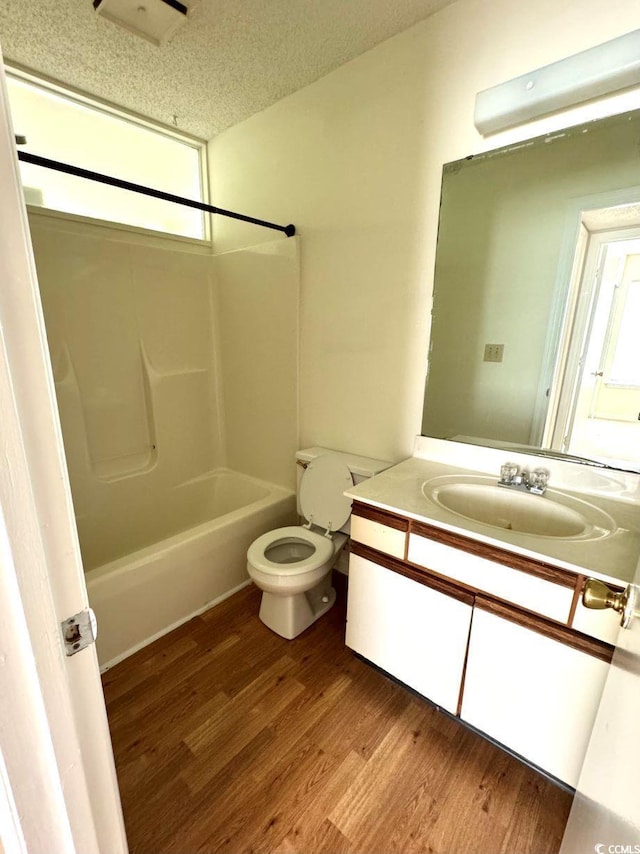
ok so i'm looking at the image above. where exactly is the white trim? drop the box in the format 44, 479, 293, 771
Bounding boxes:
0, 748, 27, 854
26, 203, 214, 251
532, 185, 640, 447
0, 503, 77, 854
6, 62, 211, 241
553, 228, 640, 457
5, 61, 206, 145
100, 579, 252, 672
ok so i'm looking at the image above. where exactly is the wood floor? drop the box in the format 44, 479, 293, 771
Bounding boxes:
102, 576, 573, 854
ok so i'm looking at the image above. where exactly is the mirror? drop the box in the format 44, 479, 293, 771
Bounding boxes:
422, 109, 640, 473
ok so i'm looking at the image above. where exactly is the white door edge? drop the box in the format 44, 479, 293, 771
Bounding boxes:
0, 48, 127, 854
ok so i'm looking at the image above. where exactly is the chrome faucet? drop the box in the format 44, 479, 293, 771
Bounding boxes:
498, 462, 549, 495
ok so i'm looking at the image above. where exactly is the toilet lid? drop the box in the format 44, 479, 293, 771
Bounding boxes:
299, 455, 353, 532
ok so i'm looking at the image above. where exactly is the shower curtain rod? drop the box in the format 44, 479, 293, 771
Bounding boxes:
17, 151, 296, 237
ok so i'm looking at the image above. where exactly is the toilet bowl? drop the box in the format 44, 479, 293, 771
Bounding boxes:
247, 454, 354, 639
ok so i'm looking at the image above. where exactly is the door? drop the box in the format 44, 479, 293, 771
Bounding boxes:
568, 245, 640, 465
586, 253, 640, 422
0, 50, 127, 852
546, 221, 640, 467
560, 557, 640, 851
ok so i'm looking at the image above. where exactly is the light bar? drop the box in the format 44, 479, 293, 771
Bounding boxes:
475, 29, 640, 135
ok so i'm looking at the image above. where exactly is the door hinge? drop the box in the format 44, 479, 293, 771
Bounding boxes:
61, 608, 98, 656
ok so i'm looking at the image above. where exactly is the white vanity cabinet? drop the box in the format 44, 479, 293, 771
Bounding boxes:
461, 600, 610, 788
346, 550, 474, 714
346, 501, 615, 788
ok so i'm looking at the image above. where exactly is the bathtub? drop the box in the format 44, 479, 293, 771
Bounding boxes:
85, 469, 296, 668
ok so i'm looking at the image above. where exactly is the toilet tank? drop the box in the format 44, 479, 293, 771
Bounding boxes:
295, 446, 393, 534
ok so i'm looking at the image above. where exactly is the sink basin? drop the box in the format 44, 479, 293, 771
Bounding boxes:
422, 475, 616, 540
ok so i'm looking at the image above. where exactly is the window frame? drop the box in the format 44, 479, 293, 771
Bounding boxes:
6, 63, 211, 243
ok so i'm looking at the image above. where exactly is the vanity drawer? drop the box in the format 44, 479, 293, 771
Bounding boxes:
408, 533, 574, 623
350, 502, 408, 559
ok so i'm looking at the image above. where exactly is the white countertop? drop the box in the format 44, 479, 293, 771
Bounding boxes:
345, 453, 640, 585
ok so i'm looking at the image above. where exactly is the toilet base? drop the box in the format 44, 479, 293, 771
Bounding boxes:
258, 574, 336, 639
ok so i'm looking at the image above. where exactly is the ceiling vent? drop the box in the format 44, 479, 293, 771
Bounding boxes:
93, 0, 198, 46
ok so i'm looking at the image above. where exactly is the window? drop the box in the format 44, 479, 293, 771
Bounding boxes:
7, 70, 207, 239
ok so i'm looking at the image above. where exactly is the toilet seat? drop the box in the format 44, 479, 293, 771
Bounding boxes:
248, 525, 334, 575
299, 455, 353, 533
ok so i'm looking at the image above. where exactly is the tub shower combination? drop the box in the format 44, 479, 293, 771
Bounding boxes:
29, 209, 299, 667
87, 469, 295, 665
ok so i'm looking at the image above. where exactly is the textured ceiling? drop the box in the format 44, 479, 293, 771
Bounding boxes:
0, 0, 458, 140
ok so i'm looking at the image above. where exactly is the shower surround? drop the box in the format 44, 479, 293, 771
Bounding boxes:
29, 208, 299, 665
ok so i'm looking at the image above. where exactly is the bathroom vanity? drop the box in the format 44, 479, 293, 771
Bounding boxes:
343, 440, 640, 789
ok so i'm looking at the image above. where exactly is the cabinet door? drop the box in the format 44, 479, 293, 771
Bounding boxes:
346, 554, 473, 714
461, 604, 610, 787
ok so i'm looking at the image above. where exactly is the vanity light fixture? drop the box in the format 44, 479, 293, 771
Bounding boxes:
474, 28, 640, 135
93, 0, 199, 46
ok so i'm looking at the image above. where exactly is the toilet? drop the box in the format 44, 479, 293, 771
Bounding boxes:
247, 447, 390, 639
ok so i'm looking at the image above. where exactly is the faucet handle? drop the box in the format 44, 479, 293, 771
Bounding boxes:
499, 461, 519, 484
529, 467, 550, 492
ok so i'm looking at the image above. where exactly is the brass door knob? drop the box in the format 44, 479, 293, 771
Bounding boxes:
582, 579, 639, 629
582, 578, 627, 613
